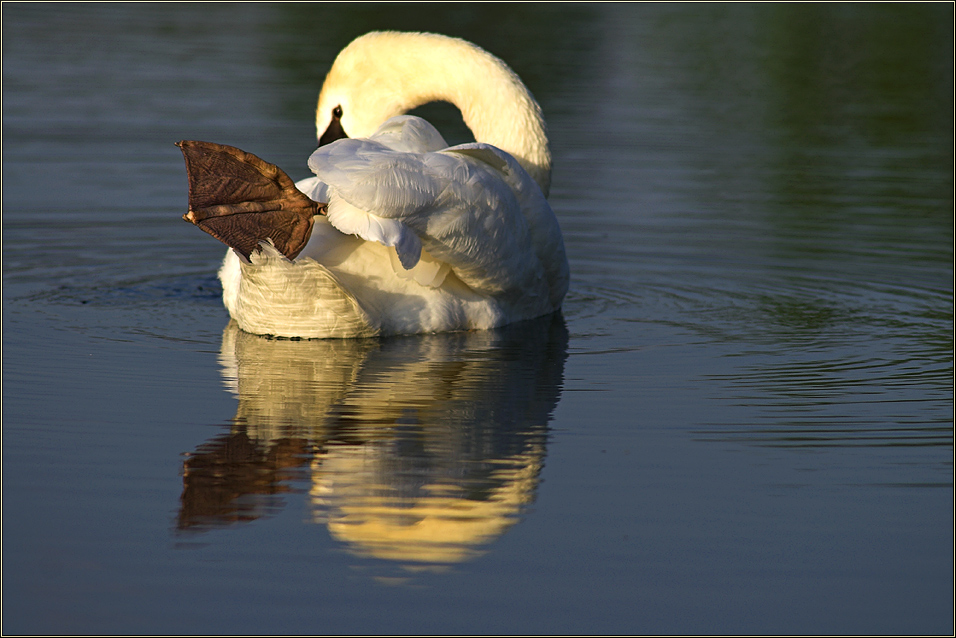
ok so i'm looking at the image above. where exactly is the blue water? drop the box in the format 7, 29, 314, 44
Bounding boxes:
3, 4, 953, 634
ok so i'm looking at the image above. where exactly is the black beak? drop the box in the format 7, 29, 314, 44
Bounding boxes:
319, 115, 348, 146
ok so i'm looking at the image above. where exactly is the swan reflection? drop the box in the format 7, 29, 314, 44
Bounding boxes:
179, 315, 568, 565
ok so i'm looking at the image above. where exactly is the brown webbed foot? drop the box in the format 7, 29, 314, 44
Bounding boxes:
177, 140, 326, 261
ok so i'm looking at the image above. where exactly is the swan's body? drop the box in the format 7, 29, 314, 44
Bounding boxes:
211, 31, 568, 338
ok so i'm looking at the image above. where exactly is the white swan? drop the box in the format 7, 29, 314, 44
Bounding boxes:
180, 31, 568, 338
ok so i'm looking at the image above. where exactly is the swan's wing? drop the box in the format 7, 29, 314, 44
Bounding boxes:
308, 138, 448, 219
178, 140, 323, 260
444, 144, 570, 308
307, 138, 442, 272
308, 139, 563, 304
295, 116, 446, 217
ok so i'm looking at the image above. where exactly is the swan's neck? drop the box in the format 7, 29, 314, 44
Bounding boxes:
318, 32, 552, 196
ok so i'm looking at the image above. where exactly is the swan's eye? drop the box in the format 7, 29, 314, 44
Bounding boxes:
332, 105, 343, 119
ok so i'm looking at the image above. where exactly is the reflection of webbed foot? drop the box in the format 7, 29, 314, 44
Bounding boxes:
178, 430, 311, 531
177, 140, 325, 260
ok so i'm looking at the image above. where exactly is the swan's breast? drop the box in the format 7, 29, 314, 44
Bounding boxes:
221, 245, 378, 339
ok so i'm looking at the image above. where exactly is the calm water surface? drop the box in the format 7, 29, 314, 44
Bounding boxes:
3, 4, 953, 634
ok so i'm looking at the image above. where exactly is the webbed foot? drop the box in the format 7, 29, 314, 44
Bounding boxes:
177, 140, 325, 260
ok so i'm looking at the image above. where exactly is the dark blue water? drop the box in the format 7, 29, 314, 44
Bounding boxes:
3, 4, 952, 634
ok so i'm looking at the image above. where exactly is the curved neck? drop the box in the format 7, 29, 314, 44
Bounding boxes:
320, 32, 552, 196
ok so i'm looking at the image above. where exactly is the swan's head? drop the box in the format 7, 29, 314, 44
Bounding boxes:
315, 33, 413, 145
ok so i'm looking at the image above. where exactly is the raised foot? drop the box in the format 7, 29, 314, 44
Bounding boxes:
177, 140, 326, 260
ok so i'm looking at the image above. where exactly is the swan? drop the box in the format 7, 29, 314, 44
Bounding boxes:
178, 31, 569, 338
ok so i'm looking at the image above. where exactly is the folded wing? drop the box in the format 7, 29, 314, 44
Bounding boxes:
307, 117, 568, 307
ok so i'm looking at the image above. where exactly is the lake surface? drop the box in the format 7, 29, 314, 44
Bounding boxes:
3, 4, 953, 634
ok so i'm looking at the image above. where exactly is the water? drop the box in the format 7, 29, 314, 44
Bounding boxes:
3, 4, 952, 634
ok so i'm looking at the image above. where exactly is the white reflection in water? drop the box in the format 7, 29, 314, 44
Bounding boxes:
179, 315, 568, 566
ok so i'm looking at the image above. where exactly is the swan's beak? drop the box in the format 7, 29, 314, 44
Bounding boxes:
177, 140, 325, 261
319, 117, 348, 146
